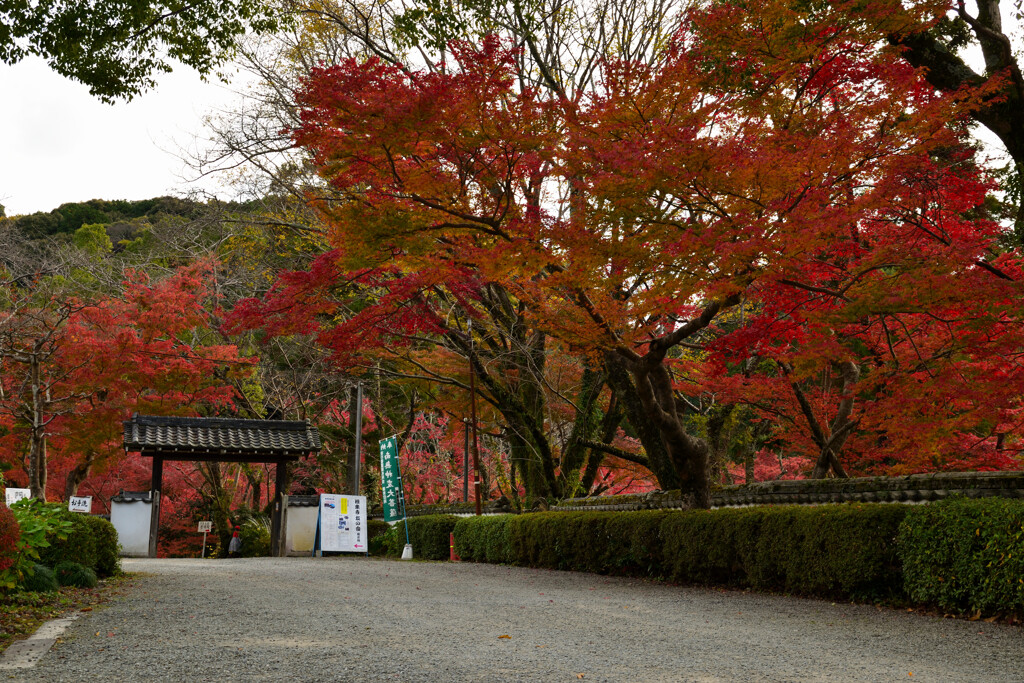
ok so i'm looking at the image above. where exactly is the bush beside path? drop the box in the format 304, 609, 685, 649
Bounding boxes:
12, 557, 1024, 682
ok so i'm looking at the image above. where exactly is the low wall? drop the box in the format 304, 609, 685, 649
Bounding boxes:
372, 471, 1024, 518
556, 470, 1024, 511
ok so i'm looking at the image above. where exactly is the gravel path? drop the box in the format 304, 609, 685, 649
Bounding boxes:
12, 557, 1024, 682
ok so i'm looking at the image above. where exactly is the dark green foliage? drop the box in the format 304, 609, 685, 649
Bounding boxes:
37, 509, 97, 571
11, 197, 208, 237
372, 501, 1024, 613
53, 561, 98, 589
504, 511, 670, 576
78, 515, 120, 577
239, 517, 271, 558
453, 516, 512, 564
898, 497, 1024, 615
1, 2, 284, 101
407, 505, 909, 602
386, 515, 461, 560
663, 505, 907, 600
21, 564, 57, 592
366, 520, 391, 556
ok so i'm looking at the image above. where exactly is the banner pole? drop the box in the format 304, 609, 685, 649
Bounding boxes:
394, 434, 413, 560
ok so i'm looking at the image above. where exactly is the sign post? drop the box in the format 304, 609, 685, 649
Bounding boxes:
68, 496, 92, 513
197, 521, 213, 558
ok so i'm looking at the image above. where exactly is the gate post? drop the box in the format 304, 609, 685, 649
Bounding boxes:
148, 456, 163, 558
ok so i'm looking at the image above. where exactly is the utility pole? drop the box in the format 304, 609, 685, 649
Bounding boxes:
463, 418, 470, 503
349, 383, 363, 495
468, 321, 482, 515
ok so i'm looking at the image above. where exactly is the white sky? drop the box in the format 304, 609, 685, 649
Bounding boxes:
0, 56, 249, 217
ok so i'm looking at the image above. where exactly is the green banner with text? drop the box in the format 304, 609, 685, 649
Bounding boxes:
379, 435, 404, 522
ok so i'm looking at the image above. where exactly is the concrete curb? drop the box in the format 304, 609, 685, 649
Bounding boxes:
0, 612, 80, 670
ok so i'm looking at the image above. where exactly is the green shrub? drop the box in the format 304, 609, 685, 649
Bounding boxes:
446, 505, 908, 601
37, 508, 97, 570
20, 563, 58, 592
898, 497, 1024, 615
387, 515, 461, 560
53, 561, 98, 589
362, 500, 1024, 614
603, 510, 670, 576
662, 504, 906, 600
454, 516, 512, 564
239, 516, 271, 558
2, 500, 74, 590
367, 520, 391, 556
79, 515, 120, 577
504, 511, 669, 576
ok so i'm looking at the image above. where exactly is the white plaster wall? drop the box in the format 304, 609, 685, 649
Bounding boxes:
286, 506, 319, 556
110, 501, 151, 557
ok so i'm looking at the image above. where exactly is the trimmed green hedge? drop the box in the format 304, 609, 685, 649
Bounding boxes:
899, 497, 1024, 615
36, 507, 119, 576
386, 515, 460, 560
663, 504, 907, 601
452, 505, 906, 602
420, 499, 1024, 615
80, 515, 120, 576
453, 515, 512, 564
367, 519, 391, 556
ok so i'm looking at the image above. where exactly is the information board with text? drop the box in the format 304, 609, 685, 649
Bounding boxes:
317, 494, 367, 553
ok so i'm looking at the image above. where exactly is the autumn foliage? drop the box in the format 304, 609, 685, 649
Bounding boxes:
5, 0, 1024, 526
224, 0, 1024, 506
0, 262, 248, 504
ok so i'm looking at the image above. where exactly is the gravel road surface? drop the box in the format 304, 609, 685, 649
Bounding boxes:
11, 557, 1024, 682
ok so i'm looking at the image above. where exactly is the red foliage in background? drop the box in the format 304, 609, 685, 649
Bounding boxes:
0, 503, 21, 572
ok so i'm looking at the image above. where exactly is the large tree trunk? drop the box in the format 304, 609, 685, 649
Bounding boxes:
604, 353, 680, 490
559, 365, 608, 496
28, 354, 47, 500
626, 353, 712, 508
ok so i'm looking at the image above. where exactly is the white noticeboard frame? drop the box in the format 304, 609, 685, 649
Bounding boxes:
68, 496, 92, 513
315, 494, 368, 553
5, 488, 30, 506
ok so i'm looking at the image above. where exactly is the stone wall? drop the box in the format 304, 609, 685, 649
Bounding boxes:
376, 471, 1024, 518
555, 471, 1024, 511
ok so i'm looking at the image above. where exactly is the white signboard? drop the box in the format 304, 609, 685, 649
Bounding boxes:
197, 521, 213, 533
5, 488, 30, 506
68, 496, 92, 513
318, 494, 367, 553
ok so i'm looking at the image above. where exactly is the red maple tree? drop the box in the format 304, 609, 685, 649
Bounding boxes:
234, 0, 1024, 505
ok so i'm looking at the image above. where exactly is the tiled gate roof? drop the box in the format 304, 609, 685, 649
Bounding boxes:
123, 414, 322, 459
